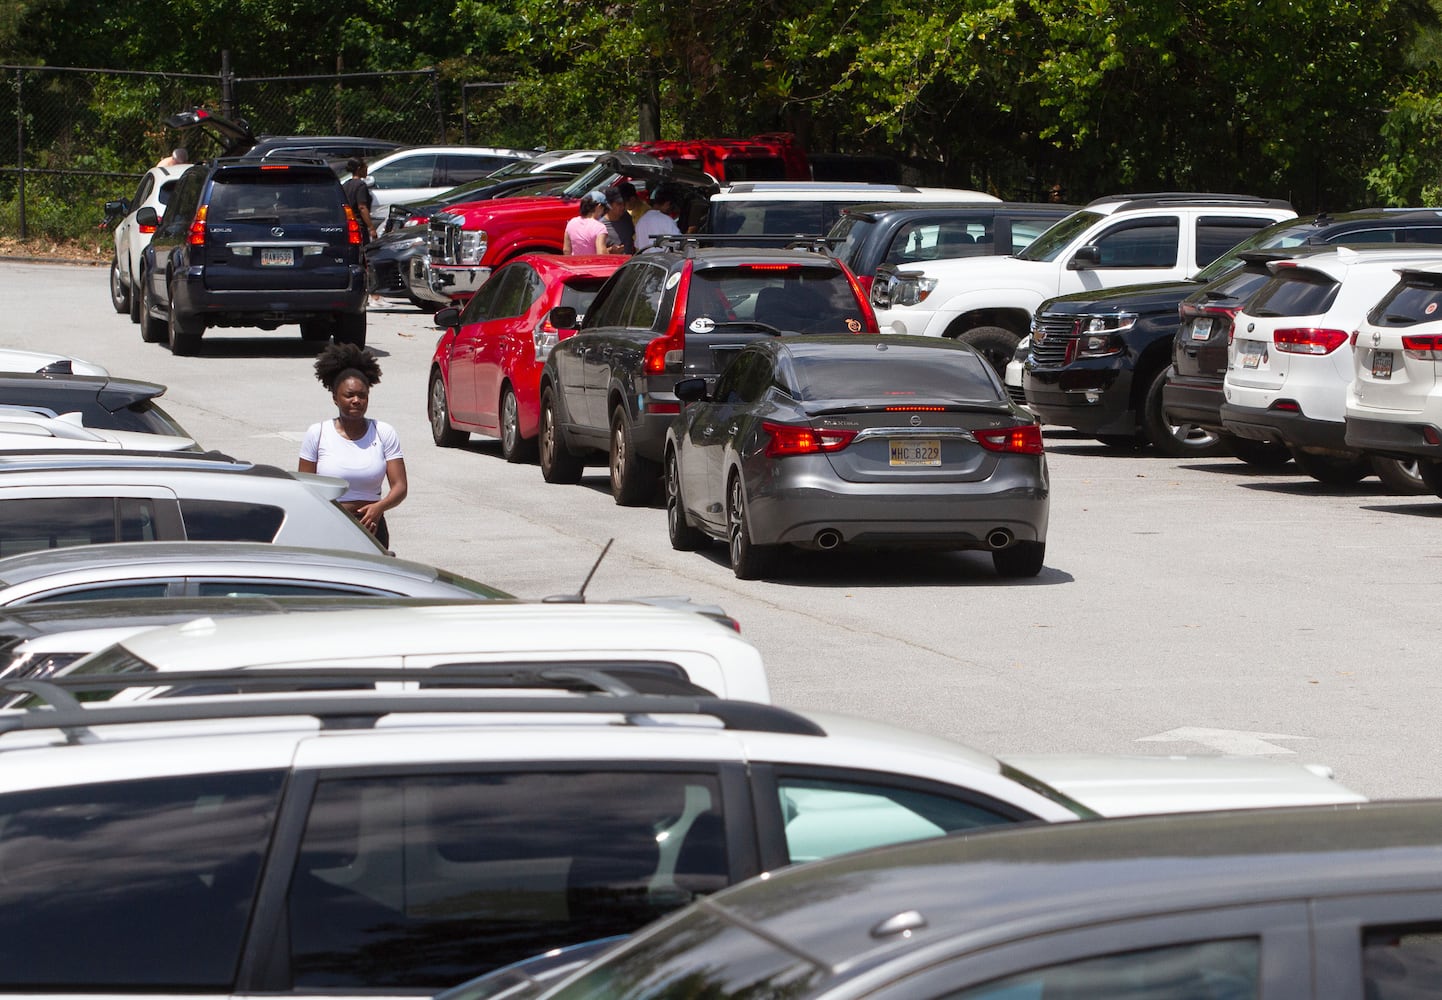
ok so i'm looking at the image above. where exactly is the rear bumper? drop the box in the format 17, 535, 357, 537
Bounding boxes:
175, 266, 366, 322
1162, 374, 1224, 431
1220, 403, 1347, 452
1344, 414, 1442, 460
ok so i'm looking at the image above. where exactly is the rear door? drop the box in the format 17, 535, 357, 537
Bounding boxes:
200, 166, 351, 291
1229, 268, 1342, 395
583, 261, 668, 428
1352, 271, 1442, 414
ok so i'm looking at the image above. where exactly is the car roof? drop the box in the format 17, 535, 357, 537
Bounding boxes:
1085, 192, 1296, 214
644, 800, 1442, 989
0, 349, 108, 377
508, 253, 627, 281
1262, 244, 1442, 280
0, 371, 166, 398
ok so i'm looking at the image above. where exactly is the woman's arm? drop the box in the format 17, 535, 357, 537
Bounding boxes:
563, 229, 573, 254
355, 457, 408, 531
298, 458, 317, 474
594, 230, 610, 255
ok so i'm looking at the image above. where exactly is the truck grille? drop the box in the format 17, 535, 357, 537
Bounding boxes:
430, 216, 462, 265
1030, 314, 1077, 367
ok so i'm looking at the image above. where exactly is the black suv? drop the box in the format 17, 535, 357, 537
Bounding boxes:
537, 238, 879, 505
135, 157, 367, 354
1024, 208, 1442, 455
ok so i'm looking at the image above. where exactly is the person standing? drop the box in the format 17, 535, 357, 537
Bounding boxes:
634, 184, 682, 252
298, 343, 407, 549
563, 191, 610, 255
343, 158, 379, 243
603, 188, 636, 254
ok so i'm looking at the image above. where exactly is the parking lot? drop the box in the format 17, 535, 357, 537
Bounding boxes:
2, 259, 1438, 800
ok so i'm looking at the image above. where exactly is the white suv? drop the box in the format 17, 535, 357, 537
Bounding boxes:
105, 163, 196, 322
1345, 262, 1442, 495
707, 181, 997, 242
1220, 246, 1442, 488
357, 146, 538, 210
870, 193, 1295, 374
0, 684, 1360, 998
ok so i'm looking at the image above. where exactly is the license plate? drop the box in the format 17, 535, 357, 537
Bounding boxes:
261, 248, 294, 267
1372, 350, 1394, 380
1189, 317, 1213, 341
1239, 341, 1265, 369
890, 439, 940, 466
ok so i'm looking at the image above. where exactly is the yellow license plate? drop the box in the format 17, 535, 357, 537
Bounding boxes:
890, 438, 940, 466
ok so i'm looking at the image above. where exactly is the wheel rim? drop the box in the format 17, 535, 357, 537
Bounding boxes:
429, 378, 448, 439
666, 455, 683, 534
1400, 458, 1423, 485
540, 403, 556, 468
1170, 420, 1221, 450
728, 478, 744, 564
501, 390, 519, 452
109, 259, 123, 305
611, 421, 626, 485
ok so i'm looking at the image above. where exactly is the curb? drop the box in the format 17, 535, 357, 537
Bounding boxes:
0, 256, 107, 267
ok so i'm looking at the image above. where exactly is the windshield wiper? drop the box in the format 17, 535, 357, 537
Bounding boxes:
709, 321, 784, 336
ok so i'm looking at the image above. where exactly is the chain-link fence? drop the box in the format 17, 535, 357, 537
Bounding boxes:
1, 61, 446, 241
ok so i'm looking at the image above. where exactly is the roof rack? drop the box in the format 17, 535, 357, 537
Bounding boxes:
209, 154, 334, 169
0, 681, 827, 739
648, 234, 839, 258
1084, 192, 1293, 212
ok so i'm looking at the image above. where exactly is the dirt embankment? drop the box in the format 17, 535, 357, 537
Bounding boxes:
0, 236, 109, 264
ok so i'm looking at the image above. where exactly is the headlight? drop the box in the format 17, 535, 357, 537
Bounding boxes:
886, 274, 938, 308
1074, 314, 1133, 358
459, 230, 487, 265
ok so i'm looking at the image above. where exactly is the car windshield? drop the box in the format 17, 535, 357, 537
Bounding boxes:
1015, 211, 1102, 262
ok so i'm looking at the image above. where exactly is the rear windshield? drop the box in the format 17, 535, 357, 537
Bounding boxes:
208, 171, 344, 225
1246, 269, 1341, 318
1368, 274, 1442, 327
828, 213, 874, 271
560, 277, 611, 323
791, 347, 1001, 402
712, 202, 832, 237
685, 265, 866, 335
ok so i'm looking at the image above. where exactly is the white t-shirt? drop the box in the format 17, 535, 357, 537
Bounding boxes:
299, 419, 403, 502
634, 209, 681, 252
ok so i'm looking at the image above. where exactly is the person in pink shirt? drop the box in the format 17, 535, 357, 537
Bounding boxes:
563, 191, 609, 255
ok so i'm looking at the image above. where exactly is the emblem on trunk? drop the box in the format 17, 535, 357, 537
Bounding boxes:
271, 227, 285, 237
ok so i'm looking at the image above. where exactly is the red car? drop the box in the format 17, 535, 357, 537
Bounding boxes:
428, 254, 625, 461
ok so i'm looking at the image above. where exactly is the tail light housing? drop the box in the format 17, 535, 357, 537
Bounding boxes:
186, 204, 208, 246
643, 262, 693, 374
763, 421, 857, 457
343, 206, 362, 245
1403, 334, 1442, 360
138, 215, 160, 235
973, 423, 1044, 455
1273, 328, 1348, 355
534, 314, 575, 362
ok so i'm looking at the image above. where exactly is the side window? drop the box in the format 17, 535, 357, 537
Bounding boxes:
713, 352, 758, 404
371, 153, 437, 189
731, 352, 775, 404
0, 497, 158, 556
1091, 217, 1180, 268
459, 266, 517, 325
887, 220, 990, 264
490, 263, 540, 321
438, 154, 510, 185
1195, 216, 1277, 267
0, 771, 285, 989
131, 174, 153, 207
940, 939, 1259, 1000
287, 770, 729, 987
777, 774, 1019, 864
583, 266, 646, 329
1010, 218, 1053, 253
23, 582, 173, 603
617, 263, 667, 330
193, 581, 377, 597
179, 500, 285, 543
1365, 923, 1442, 998
166, 171, 205, 235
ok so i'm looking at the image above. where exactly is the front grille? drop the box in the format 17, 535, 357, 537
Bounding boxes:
1007, 384, 1028, 406
429, 216, 461, 264
1030, 314, 1077, 366
370, 259, 405, 293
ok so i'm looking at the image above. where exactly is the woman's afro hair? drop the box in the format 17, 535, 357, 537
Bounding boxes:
313, 342, 383, 392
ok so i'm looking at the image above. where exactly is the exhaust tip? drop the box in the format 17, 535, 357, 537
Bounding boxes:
986, 529, 1014, 550
815, 529, 842, 550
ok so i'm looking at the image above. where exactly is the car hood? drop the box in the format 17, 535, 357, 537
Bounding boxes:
1040, 278, 1203, 314
1000, 753, 1367, 816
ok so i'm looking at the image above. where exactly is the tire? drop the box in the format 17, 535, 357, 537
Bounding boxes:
128, 273, 142, 323
1370, 455, 1430, 495
1141, 367, 1226, 457
728, 474, 777, 580
1227, 436, 1292, 469
993, 540, 1046, 578
1419, 459, 1442, 497
1096, 433, 1146, 450
138, 272, 166, 344
427, 370, 468, 448
499, 385, 535, 464
539, 387, 584, 485
334, 311, 366, 347
108, 255, 129, 313
1290, 448, 1369, 485
666, 449, 708, 551
609, 408, 660, 506
953, 325, 1021, 379
166, 287, 203, 356
299, 318, 333, 342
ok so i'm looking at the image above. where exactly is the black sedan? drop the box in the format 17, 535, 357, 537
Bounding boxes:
664, 336, 1049, 579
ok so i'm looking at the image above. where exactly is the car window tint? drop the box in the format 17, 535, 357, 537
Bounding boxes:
1247, 270, 1340, 317
1368, 274, 1442, 326
558, 277, 611, 323
131, 174, 152, 206
686, 266, 864, 335
939, 939, 1259, 1000
1092, 218, 1179, 268
618, 263, 667, 329
584, 266, 646, 328
1364, 923, 1442, 997
459, 265, 514, 325
287, 770, 729, 987
0, 771, 285, 989
193, 581, 380, 598
22, 583, 174, 604
887, 219, 991, 265
372, 153, 438, 188
0, 497, 158, 556
438, 154, 512, 186
828, 213, 873, 270
180, 499, 285, 542
490, 263, 539, 321
778, 776, 1016, 863
792, 348, 999, 401
714, 350, 770, 404
1195, 217, 1277, 268
1010, 218, 1053, 253
207, 174, 343, 225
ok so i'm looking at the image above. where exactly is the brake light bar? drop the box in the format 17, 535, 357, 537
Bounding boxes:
1403, 334, 1442, 360
187, 204, 208, 246
259, 164, 290, 171
1273, 327, 1348, 355
973, 424, 1044, 455
763, 421, 857, 457
885, 405, 946, 411
742, 264, 800, 272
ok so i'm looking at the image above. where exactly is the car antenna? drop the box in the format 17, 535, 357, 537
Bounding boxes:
542, 538, 613, 604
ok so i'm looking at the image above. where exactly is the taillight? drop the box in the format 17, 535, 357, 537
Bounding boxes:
343, 206, 362, 245
644, 262, 693, 374
1273, 327, 1348, 355
973, 424, 1044, 455
856, 274, 874, 296
842, 269, 880, 333
1402, 334, 1442, 360
763, 421, 857, 457
186, 204, 207, 246
139, 215, 159, 235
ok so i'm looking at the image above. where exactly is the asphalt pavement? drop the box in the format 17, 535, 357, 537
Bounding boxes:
2, 260, 1439, 800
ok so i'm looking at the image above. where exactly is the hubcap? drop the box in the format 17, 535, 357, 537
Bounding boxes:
502, 392, 518, 450
611, 423, 625, 484
541, 406, 555, 466
429, 379, 447, 437
1170, 421, 1220, 449
728, 480, 744, 562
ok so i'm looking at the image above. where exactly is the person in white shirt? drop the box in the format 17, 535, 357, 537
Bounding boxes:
634, 184, 682, 253
298, 343, 407, 548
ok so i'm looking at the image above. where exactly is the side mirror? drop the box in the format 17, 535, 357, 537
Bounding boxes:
1067, 245, 1101, 270
548, 306, 578, 330
674, 377, 709, 403
134, 206, 160, 228
434, 306, 461, 329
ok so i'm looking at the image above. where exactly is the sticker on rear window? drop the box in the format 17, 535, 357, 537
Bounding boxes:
846, 318, 862, 332
690, 317, 716, 333
1428, 302, 1438, 315
666, 272, 682, 290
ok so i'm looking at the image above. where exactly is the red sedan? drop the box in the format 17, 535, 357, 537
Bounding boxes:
428, 254, 624, 461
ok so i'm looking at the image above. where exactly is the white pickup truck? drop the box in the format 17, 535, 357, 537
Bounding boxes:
869, 193, 1296, 374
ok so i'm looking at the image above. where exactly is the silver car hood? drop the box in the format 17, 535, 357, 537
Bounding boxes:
1000, 753, 1367, 816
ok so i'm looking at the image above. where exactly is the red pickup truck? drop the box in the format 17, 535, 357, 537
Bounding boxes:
413, 136, 809, 306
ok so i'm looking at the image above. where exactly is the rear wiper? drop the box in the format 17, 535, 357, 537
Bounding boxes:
710, 321, 784, 336
1385, 313, 1415, 324
226, 215, 280, 223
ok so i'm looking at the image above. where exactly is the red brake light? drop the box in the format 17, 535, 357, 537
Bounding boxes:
763, 420, 857, 457
186, 204, 207, 246
1272, 327, 1348, 355
259, 164, 290, 171
644, 262, 693, 374
138, 215, 159, 235
885, 405, 945, 411
973, 424, 1044, 455
1402, 334, 1442, 360
741, 264, 800, 272
842, 268, 880, 333
1270, 399, 1301, 412
343, 206, 362, 245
